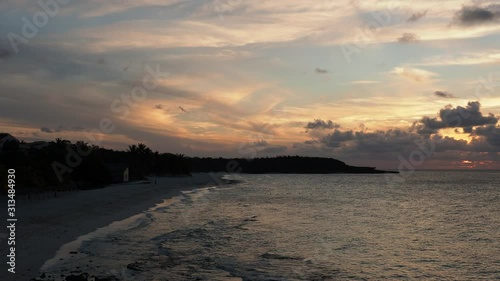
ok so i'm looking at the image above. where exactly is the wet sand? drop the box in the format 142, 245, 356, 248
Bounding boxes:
0, 174, 218, 281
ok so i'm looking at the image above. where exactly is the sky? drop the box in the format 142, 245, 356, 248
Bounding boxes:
0, 0, 500, 170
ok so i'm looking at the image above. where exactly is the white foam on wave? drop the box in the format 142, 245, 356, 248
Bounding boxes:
40, 191, 190, 272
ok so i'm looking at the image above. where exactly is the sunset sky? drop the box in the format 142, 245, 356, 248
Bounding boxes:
1, 0, 500, 169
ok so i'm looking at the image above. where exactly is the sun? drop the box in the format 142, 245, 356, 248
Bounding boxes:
461, 160, 475, 169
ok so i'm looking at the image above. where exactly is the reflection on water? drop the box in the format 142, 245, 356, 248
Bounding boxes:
43, 171, 500, 280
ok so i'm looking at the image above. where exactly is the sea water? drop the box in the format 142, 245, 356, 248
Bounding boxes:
42, 171, 500, 280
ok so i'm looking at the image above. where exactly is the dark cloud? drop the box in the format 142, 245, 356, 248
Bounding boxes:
97, 58, 107, 65
155, 104, 164, 109
397, 33, 419, 43
0, 47, 12, 59
429, 135, 468, 152
241, 139, 288, 154
40, 126, 86, 134
296, 126, 494, 167
249, 122, 277, 135
473, 125, 500, 146
407, 10, 428, 22
439, 101, 498, 127
305, 119, 341, 130
322, 129, 355, 148
0, 40, 126, 84
413, 101, 498, 134
253, 140, 269, 147
315, 68, 329, 74
434, 91, 454, 98
305, 128, 434, 162
40, 127, 53, 133
304, 140, 319, 145
463, 126, 474, 134
293, 101, 500, 168
453, 5, 500, 26
260, 145, 288, 154
293, 102, 500, 160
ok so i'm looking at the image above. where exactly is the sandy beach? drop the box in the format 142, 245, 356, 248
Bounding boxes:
0, 173, 218, 281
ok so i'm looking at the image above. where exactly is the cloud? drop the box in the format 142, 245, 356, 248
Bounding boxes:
0, 47, 12, 59
305, 119, 341, 130
315, 68, 329, 74
413, 101, 499, 134
303, 128, 429, 160
321, 129, 355, 148
412, 52, 500, 66
59, 6, 355, 51
40, 127, 53, 133
241, 139, 288, 154
391, 67, 438, 83
310, 127, 470, 156
39, 125, 86, 134
260, 145, 288, 154
293, 110, 500, 168
249, 122, 277, 135
62, 0, 184, 18
295, 101, 500, 161
348, 80, 382, 85
2, 1, 500, 169
473, 125, 500, 146
407, 10, 428, 22
397, 33, 419, 43
97, 58, 107, 65
434, 91, 454, 98
452, 5, 500, 26
253, 139, 269, 147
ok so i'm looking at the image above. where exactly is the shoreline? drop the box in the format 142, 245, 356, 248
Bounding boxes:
0, 173, 219, 281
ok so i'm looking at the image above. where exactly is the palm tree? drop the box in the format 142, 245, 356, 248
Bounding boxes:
137, 143, 152, 155
54, 138, 70, 148
127, 144, 138, 154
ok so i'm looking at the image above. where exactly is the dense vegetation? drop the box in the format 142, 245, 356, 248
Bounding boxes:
0, 138, 394, 194
0, 139, 190, 193
190, 156, 391, 174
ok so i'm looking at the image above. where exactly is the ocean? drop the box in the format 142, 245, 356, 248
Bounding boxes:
42, 171, 500, 280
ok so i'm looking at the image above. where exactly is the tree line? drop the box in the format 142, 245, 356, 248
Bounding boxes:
0, 138, 395, 194
0, 139, 190, 193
